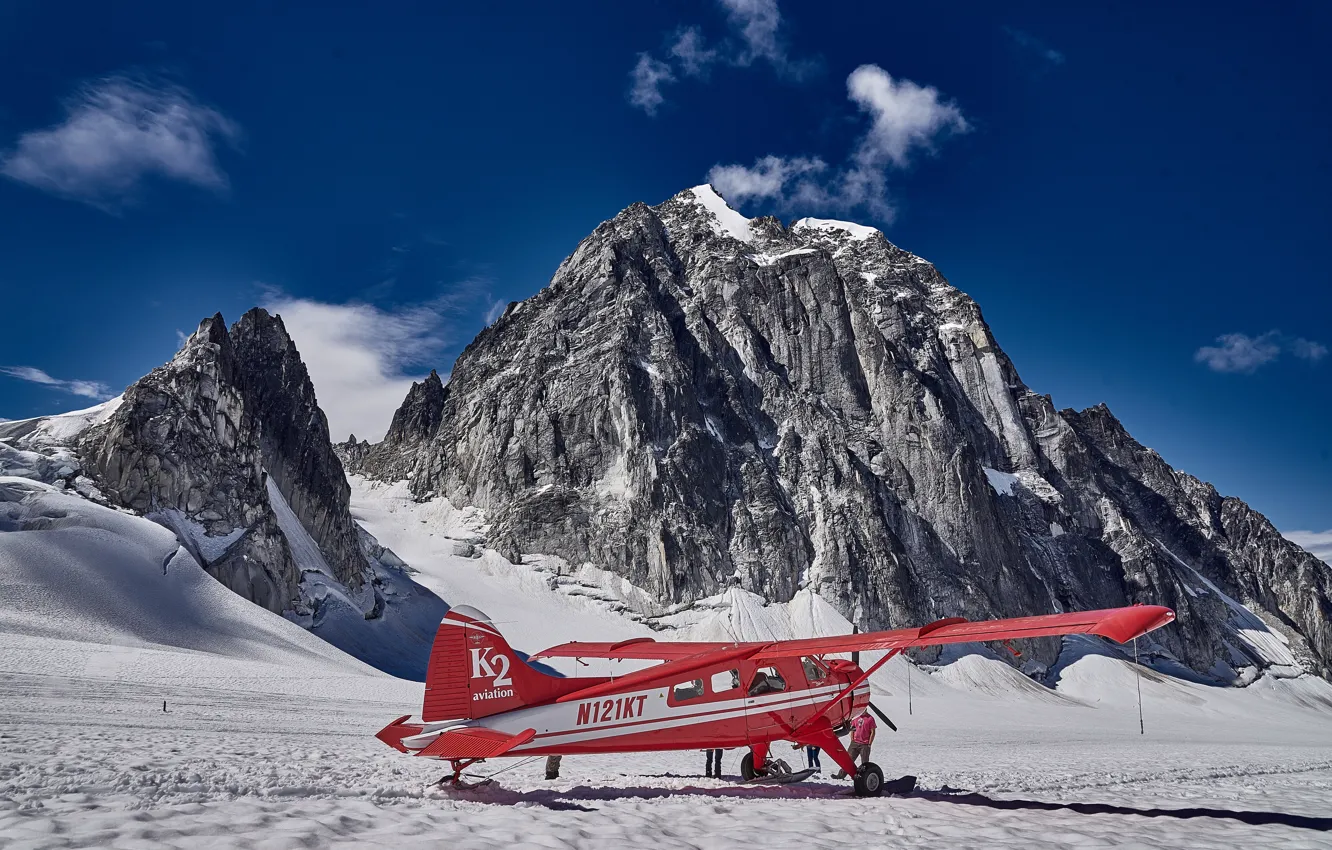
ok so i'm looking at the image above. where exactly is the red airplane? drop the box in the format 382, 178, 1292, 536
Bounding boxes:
376, 603, 1175, 796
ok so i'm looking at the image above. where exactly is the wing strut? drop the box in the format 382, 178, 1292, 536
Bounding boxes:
798, 648, 902, 731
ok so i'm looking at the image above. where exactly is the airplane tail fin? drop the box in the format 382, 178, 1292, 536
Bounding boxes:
422, 606, 597, 721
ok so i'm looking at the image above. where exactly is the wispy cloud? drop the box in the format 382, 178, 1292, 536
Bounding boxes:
1290, 337, 1330, 362
1194, 331, 1327, 374
628, 0, 815, 115
669, 27, 719, 77
260, 280, 498, 442
0, 75, 240, 211
1284, 530, 1332, 565
718, 0, 802, 72
629, 54, 676, 117
0, 366, 114, 399
707, 64, 969, 222
484, 299, 508, 326
259, 296, 451, 443
1003, 26, 1065, 67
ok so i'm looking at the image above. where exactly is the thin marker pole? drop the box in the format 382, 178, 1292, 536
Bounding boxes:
1133, 637, 1144, 735
907, 654, 912, 716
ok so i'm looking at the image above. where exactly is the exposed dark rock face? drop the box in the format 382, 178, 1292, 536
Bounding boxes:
229, 308, 365, 589
364, 186, 1331, 681
80, 314, 300, 612
344, 370, 446, 481
4, 309, 451, 678
79, 309, 371, 612
334, 435, 371, 469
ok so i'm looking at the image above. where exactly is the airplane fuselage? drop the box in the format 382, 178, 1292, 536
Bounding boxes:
398, 655, 869, 757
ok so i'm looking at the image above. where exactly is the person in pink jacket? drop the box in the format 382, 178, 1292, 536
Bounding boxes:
832, 708, 876, 779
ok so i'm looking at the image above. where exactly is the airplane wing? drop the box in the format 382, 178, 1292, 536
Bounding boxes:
533, 605, 1174, 669
751, 604, 1175, 660
532, 636, 740, 661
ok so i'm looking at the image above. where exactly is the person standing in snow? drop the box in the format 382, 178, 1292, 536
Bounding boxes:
832, 709, 875, 778
705, 748, 723, 778
545, 755, 562, 780
791, 741, 821, 772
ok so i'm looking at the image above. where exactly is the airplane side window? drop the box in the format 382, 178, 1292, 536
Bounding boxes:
672, 679, 705, 702
748, 666, 787, 696
802, 656, 827, 682
711, 669, 740, 693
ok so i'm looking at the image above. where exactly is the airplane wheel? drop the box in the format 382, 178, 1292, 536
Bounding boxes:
854, 762, 884, 797
740, 752, 766, 781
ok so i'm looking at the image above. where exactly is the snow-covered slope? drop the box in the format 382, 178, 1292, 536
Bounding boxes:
0, 475, 418, 703
345, 475, 1332, 715
1, 351, 450, 681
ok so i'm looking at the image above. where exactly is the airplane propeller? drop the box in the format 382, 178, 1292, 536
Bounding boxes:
868, 701, 898, 732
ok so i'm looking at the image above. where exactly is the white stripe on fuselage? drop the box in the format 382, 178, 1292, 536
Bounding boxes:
409, 682, 851, 755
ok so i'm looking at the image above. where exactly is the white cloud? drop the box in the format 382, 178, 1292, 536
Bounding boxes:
628, 55, 676, 117
718, 0, 783, 66
261, 297, 452, 442
0, 75, 239, 211
707, 65, 969, 222
847, 65, 970, 170
1194, 331, 1327, 374
1284, 530, 1332, 565
1291, 337, 1329, 363
670, 28, 720, 77
0, 366, 113, 399
708, 155, 826, 201
628, 0, 813, 114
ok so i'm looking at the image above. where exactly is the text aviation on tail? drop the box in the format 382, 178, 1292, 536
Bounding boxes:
377, 602, 1175, 796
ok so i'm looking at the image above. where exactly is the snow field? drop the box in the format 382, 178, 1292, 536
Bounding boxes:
4, 472, 1332, 847
4, 670, 1332, 849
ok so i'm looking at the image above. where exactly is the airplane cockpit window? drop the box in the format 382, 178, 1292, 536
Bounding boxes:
747, 666, 787, 696
802, 656, 827, 682
672, 679, 705, 702
712, 669, 740, 693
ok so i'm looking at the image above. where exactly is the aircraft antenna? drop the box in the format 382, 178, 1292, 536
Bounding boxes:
1133, 636, 1144, 735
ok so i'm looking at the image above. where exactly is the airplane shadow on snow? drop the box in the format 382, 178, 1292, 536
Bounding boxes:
921, 790, 1332, 832
451, 779, 1332, 830
448, 778, 849, 812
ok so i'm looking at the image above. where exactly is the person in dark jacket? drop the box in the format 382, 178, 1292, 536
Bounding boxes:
705, 748, 723, 778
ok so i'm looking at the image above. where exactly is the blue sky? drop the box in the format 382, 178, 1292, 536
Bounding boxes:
0, 1, 1328, 547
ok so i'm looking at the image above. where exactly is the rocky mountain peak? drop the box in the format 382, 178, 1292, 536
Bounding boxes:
77, 307, 373, 613
81, 310, 299, 612
343, 369, 448, 482
228, 307, 366, 590
357, 185, 1332, 683
385, 369, 446, 445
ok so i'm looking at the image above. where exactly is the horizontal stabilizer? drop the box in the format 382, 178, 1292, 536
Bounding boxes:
418, 726, 536, 760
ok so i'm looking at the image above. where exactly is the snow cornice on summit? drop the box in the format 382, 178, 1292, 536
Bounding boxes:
678, 185, 885, 250
685, 184, 755, 243
793, 217, 880, 241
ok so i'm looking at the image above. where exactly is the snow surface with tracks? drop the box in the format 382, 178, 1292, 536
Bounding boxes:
3, 473, 1332, 848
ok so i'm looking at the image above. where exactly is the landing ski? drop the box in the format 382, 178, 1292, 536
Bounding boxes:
744, 767, 818, 785
432, 775, 495, 791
